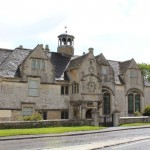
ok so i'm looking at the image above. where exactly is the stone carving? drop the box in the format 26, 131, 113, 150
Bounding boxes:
82, 80, 86, 90
81, 102, 87, 108
87, 77, 96, 93
88, 66, 94, 74
93, 102, 97, 108
81, 71, 85, 78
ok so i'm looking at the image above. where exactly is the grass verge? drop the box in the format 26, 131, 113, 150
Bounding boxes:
120, 122, 150, 127
0, 126, 105, 137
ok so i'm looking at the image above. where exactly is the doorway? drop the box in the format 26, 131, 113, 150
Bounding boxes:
86, 109, 92, 119
42, 111, 47, 120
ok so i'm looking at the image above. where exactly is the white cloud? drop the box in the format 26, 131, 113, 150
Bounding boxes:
0, 0, 150, 63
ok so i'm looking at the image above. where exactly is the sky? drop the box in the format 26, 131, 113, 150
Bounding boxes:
0, 0, 150, 63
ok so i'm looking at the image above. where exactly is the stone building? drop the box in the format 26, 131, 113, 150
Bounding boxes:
0, 32, 150, 121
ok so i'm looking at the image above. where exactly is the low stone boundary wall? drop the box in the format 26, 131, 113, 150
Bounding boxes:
0, 119, 93, 129
120, 116, 150, 125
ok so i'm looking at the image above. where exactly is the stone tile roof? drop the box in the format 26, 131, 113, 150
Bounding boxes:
108, 60, 121, 84
119, 60, 132, 74
0, 48, 13, 65
67, 53, 88, 70
108, 60, 132, 85
49, 52, 71, 78
0, 48, 31, 77
0, 47, 149, 86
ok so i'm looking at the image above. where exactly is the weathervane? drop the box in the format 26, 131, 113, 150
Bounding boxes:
64, 26, 67, 33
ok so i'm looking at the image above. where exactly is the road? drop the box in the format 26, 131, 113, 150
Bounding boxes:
100, 139, 150, 150
0, 127, 150, 150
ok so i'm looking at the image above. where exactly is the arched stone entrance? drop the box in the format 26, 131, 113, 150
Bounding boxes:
86, 109, 92, 119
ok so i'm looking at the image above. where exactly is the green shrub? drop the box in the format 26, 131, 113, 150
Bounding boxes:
143, 105, 150, 116
134, 111, 141, 116
23, 112, 43, 121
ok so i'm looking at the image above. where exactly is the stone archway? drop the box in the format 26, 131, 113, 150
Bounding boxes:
86, 109, 92, 119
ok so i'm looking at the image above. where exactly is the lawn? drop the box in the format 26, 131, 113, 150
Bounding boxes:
120, 122, 150, 127
0, 126, 105, 137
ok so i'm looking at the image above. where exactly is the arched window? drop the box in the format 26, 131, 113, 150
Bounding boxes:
128, 91, 141, 114
103, 92, 111, 115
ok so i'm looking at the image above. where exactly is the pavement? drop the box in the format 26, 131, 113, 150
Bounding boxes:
1, 126, 150, 150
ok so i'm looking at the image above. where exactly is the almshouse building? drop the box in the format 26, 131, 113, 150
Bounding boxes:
0, 32, 150, 121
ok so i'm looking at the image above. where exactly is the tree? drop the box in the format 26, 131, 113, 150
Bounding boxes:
138, 63, 150, 82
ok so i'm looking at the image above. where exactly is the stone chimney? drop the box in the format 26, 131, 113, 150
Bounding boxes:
18, 45, 23, 49
45, 44, 50, 52
88, 48, 94, 54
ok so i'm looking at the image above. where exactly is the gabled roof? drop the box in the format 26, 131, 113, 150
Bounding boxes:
67, 53, 89, 70
95, 53, 110, 66
119, 59, 132, 74
49, 52, 71, 78
0, 48, 13, 65
0, 48, 31, 77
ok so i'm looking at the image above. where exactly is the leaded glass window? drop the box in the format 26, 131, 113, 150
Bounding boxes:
31, 58, 46, 70
22, 107, 33, 116
128, 94, 134, 114
130, 69, 138, 78
103, 93, 110, 115
61, 85, 69, 95
135, 94, 140, 112
61, 111, 69, 119
128, 91, 141, 114
28, 79, 39, 97
72, 82, 79, 94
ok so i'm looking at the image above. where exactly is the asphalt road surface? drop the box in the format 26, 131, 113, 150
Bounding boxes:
1, 128, 150, 150
100, 139, 150, 150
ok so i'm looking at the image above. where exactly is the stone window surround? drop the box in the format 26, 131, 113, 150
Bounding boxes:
102, 88, 112, 115
101, 65, 109, 75
130, 69, 138, 78
28, 78, 40, 97
61, 85, 69, 95
128, 90, 141, 114
22, 103, 35, 116
72, 81, 79, 94
31, 58, 46, 71
61, 110, 69, 119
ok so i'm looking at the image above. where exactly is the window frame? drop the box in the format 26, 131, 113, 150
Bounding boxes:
22, 104, 35, 116
130, 69, 138, 78
103, 92, 111, 115
61, 85, 69, 95
101, 66, 108, 75
28, 79, 39, 97
72, 82, 79, 94
31, 58, 46, 71
128, 91, 141, 114
61, 110, 69, 119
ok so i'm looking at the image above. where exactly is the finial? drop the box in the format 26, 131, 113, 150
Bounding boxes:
64, 25, 67, 33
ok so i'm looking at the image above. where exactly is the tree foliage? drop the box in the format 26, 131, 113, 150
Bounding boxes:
138, 63, 150, 82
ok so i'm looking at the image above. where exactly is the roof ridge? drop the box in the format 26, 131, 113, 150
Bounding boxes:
120, 59, 132, 63
70, 53, 88, 62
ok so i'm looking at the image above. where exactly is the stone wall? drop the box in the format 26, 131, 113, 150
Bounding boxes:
0, 119, 91, 129
0, 81, 70, 110
120, 116, 150, 125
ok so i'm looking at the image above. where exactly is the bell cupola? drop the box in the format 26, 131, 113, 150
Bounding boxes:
57, 31, 75, 56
